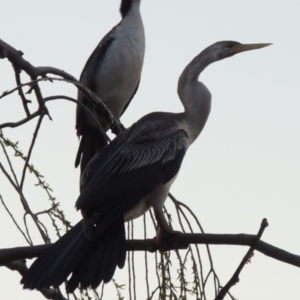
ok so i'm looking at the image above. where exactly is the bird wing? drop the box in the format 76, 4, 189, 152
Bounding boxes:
76, 113, 188, 232
119, 78, 141, 117
74, 25, 119, 170
75, 25, 118, 137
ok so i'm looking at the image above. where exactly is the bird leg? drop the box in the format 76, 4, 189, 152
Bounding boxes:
111, 123, 125, 135
153, 209, 188, 252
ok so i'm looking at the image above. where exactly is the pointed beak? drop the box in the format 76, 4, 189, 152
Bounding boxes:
233, 43, 272, 54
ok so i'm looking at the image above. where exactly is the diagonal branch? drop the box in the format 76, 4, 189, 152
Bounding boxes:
215, 218, 269, 300
14, 67, 31, 116
0, 195, 31, 245
44, 95, 110, 142
0, 39, 49, 117
20, 114, 45, 190
0, 161, 49, 244
0, 39, 123, 135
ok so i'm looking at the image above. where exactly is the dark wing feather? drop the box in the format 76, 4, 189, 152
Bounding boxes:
75, 25, 118, 171
21, 113, 187, 292
77, 113, 188, 229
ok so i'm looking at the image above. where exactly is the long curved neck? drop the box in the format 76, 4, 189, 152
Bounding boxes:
177, 46, 218, 145
120, 0, 141, 18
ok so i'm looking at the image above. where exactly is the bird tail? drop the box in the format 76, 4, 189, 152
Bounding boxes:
75, 129, 108, 175
21, 218, 126, 293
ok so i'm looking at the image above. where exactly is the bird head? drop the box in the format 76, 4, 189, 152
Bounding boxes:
210, 41, 272, 61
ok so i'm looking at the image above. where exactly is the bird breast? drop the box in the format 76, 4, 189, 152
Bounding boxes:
124, 174, 178, 222
94, 12, 145, 119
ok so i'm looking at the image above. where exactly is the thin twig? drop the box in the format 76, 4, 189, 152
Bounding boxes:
130, 221, 137, 300
0, 138, 19, 186
44, 95, 110, 142
143, 214, 150, 299
1, 76, 123, 133
0, 160, 28, 211
23, 213, 33, 245
215, 219, 269, 300
20, 114, 45, 190
0, 130, 71, 235
14, 66, 31, 116
0, 39, 49, 118
36, 66, 78, 82
0, 194, 31, 244
0, 161, 49, 243
171, 195, 221, 297
127, 222, 132, 300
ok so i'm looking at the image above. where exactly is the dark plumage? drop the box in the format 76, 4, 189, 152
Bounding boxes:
75, 0, 145, 174
21, 40, 270, 293
22, 113, 187, 292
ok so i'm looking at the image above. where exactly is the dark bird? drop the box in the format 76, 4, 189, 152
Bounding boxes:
21, 41, 270, 292
75, 0, 145, 174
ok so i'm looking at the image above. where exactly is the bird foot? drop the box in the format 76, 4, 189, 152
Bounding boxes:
111, 123, 125, 135
153, 229, 188, 252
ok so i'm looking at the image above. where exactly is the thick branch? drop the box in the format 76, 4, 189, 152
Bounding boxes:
0, 40, 123, 133
0, 39, 50, 116
0, 39, 38, 77
1, 233, 300, 269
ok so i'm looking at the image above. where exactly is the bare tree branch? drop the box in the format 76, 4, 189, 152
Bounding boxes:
14, 68, 31, 116
36, 66, 78, 81
0, 245, 49, 264
0, 160, 49, 243
0, 39, 50, 118
0, 195, 31, 245
44, 95, 110, 142
1, 38, 299, 300
20, 114, 45, 190
215, 219, 269, 300
0, 39, 123, 136
0, 138, 19, 186
1, 230, 300, 269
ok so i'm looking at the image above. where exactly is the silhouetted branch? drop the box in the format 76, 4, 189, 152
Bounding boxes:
20, 114, 45, 190
44, 95, 109, 142
36, 66, 78, 81
0, 39, 49, 118
0, 39, 123, 135
14, 68, 31, 116
0, 160, 49, 244
215, 219, 269, 300
0, 195, 30, 245
170, 194, 221, 297
1, 230, 300, 268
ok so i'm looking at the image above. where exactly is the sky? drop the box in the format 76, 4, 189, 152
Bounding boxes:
1, 0, 300, 299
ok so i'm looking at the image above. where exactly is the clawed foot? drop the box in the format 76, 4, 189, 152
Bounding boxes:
153, 229, 189, 252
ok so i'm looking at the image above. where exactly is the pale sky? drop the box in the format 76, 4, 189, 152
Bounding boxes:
1, 1, 300, 299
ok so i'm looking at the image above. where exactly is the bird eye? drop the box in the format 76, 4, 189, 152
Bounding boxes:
225, 43, 234, 51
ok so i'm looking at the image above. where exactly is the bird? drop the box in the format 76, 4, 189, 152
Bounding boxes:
21, 41, 270, 292
75, 0, 145, 174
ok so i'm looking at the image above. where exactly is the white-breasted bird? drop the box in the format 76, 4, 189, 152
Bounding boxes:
75, 0, 145, 174
21, 41, 270, 292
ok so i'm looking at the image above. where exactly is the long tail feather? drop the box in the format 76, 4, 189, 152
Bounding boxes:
75, 129, 108, 174
21, 218, 126, 292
